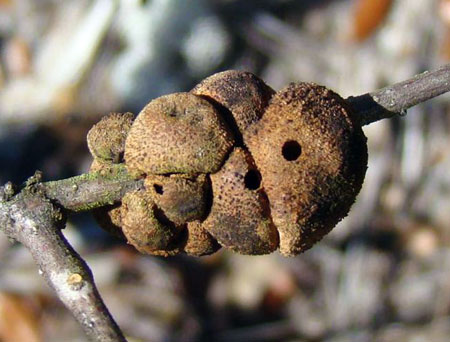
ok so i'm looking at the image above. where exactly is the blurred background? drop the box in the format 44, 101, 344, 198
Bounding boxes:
1, 0, 450, 341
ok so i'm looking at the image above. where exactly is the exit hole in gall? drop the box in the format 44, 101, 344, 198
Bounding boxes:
154, 184, 164, 194
244, 169, 261, 190
282, 140, 302, 161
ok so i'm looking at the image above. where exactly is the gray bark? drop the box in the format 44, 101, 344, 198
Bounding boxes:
347, 64, 450, 125
0, 186, 127, 342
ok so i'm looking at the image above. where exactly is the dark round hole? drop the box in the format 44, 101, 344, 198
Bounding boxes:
244, 169, 261, 190
154, 184, 164, 194
282, 140, 302, 161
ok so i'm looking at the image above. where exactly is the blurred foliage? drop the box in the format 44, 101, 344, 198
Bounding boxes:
1, 0, 450, 341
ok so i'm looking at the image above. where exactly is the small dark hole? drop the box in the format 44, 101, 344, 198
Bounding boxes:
116, 151, 125, 163
153, 207, 172, 227
244, 169, 261, 190
282, 140, 302, 161
154, 184, 164, 194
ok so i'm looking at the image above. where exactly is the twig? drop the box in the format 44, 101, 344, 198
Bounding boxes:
0, 186, 127, 342
347, 63, 450, 125
38, 164, 144, 212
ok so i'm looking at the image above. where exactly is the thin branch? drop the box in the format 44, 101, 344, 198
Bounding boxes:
347, 63, 450, 125
0, 187, 127, 342
38, 164, 143, 212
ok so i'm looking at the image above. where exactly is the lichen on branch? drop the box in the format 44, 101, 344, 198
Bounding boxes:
39, 163, 143, 212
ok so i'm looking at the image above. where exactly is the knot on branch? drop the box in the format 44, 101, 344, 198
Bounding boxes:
87, 70, 368, 256
0, 180, 65, 242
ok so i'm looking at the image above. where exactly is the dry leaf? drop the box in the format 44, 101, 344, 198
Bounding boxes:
351, 0, 394, 42
0, 292, 42, 342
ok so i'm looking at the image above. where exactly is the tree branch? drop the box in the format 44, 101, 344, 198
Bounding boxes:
0, 184, 128, 342
38, 164, 144, 212
347, 63, 450, 125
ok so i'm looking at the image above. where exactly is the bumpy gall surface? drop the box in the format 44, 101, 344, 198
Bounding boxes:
124, 92, 235, 176
246, 82, 368, 256
202, 148, 279, 254
87, 112, 134, 163
144, 174, 209, 225
121, 190, 183, 256
192, 70, 275, 142
89, 71, 368, 257
185, 221, 221, 256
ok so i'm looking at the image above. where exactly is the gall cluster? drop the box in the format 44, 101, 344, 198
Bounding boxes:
87, 71, 367, 257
